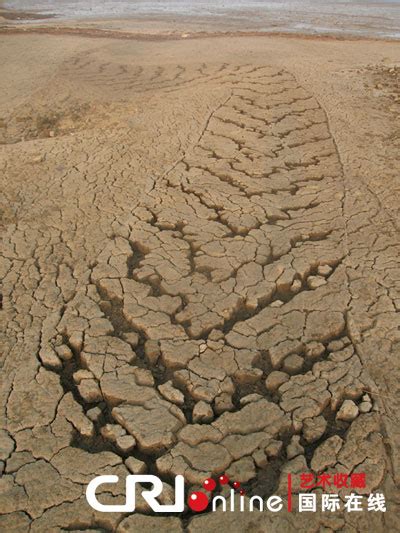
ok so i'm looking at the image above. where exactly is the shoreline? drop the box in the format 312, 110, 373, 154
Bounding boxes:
1, 3, 400, 42
1, 23, 399, 43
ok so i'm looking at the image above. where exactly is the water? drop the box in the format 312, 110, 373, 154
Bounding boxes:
4, 0, 400, 38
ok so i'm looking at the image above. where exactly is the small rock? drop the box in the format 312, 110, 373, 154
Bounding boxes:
49, 130, 55, 137
125, 456, 147, 474
359, 401, 372, 414
303, 416, 327, 443
317, 264, 332, 277
116, 435, 136, 453
336, 400, 359, 422
265, 371, 290, 392
307, 276, 327, 289
158, 381, 185, 406
192, 401, 214, 423
55, 344, 73, 361
86, 406, 102, 423
283, 354, 303, 375
32, 154, 44, 163
287, 435, 304, 460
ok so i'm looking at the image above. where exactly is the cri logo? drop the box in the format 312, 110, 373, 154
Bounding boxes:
86, 473, 240, 513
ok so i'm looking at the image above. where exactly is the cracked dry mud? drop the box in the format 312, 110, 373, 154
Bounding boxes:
0, 34, 399, 532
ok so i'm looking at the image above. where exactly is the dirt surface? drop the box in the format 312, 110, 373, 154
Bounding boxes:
0, 30, 399, 532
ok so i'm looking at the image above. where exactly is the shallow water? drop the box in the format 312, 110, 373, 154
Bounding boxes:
4, 0, 400, 38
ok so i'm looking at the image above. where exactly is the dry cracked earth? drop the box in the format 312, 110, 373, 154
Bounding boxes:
0, 35, 400, 532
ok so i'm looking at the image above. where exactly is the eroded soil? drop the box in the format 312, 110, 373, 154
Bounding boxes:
0, 34, 399, 532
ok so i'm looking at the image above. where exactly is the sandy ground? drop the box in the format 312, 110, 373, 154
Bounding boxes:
0, 26, 400, 532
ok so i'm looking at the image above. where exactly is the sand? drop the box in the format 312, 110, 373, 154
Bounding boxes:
0, 21, 400, 532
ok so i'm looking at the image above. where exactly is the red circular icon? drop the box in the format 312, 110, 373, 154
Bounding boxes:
203, 478, 217, 491
233, 481, 241, 489
188, 491, 209, 512
219, 474, 230, 485
239, 488, 246, 495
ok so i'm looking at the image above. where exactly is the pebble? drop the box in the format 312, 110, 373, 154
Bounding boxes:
336, 400, 359, 422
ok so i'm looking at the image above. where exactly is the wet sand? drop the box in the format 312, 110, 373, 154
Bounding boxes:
0, 16, 400, 533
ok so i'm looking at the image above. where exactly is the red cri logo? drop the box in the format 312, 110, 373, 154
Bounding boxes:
187, 474, 244, 512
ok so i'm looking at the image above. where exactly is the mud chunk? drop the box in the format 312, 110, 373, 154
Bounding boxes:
144, 340, 160, 365
283, 354, 304, 375
327, 337, 350, 352
116, 435, 136, 453
265, 439, 283, 458
77, 379, 103, 403
101, 424, 126, 442
122, 331, 139, 348
287, 435, 304, 460
253, 448, 268, 468
265, 371, 290, 392
290, 279, 302, 293
158, 381, 185, 406
86, 406, 102, 423
311, 435, 343, 472
305, 342, 325, 361
55, 344, 73, 361
240, 393, 263, 405
73, 370, 94, 383
192, 401, 214, 423
125, 456, 147, 474
226, 456, 257, 483
336, 400, 359, 422
0, 430, 15, 461
304, 311, 345, 343
302, 416, 327, 443
307, 275, 327, 289
38, 346, 62, 370
317, 264, 333, 277
214, 393, 234, 414
112, 399, 185, 453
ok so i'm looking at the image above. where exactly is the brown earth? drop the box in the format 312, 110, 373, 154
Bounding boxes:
0, 28, 399, 532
